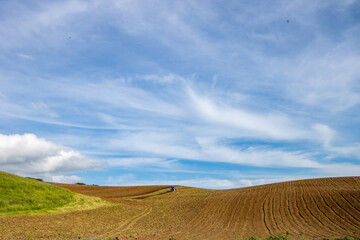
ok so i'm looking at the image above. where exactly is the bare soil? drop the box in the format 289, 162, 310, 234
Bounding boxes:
1, 177, 359, 240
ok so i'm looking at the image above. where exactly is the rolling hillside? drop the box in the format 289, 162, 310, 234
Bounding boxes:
1, 176, 360, 239
0, 171, 74, 214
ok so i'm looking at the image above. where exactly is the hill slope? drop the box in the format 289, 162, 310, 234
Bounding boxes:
0, 171, 74, 214
1, 177, 360, 239
187, 177, 360, 239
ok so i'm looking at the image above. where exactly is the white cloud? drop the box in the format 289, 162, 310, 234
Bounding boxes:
0, 133, 99, 178
330, 144, 360, 159
51, 174, 82, 184
17, 53, 34, 60
31, 101, 58, 118
35, 0, 88, 27
166, 178, 236, 189
312, 123, 335, 147
196, 137, 320, 168
106, 157, 178, 169
110, 131, 201, 160
0, 0, 89, 48
109, 1, 217, 57
69, 80, 184, 117
106, 174, 311, 189
187, 87, 307, 140
107, 175, 236, 189
108, 130, 320, 169
234, 177, 301, 188
321, 163, 360, 176
311, 124, 360, 159
137, 74, 185, 84
268, 36, 360, 112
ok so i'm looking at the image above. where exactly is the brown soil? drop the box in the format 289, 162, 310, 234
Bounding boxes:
1, 177, 359, 240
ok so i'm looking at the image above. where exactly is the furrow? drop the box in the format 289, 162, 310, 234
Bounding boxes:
320, 189, 359, 230
307, 181, 348, 234
338, 192, 360, 216
284, 184, 301, 235
328, 192, 360, 225
301, 183, 335, 234
293, 182, 316, 236
271, 190, 280, 232
225, 190, 245, 230
261, 190, 271, 235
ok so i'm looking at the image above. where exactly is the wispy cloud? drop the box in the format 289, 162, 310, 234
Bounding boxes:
0, 0, 89, 48
31, 101, 58, 118
137, 74, 185, 84
106, 157, 178, 169
106, 174, 314, 189
187, 87, 307, 140
17, 53, 34, 60
0, 92, 6, 99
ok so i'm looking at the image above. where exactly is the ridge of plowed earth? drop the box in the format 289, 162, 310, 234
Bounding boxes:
0, 177, 359, 240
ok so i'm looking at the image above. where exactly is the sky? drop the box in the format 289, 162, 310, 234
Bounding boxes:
1, 0, 360, 189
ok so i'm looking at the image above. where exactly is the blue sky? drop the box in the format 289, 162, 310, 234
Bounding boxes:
1, 0, 360, 189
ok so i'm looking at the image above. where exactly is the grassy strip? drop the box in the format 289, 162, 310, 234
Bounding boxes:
0, 193, 116, 217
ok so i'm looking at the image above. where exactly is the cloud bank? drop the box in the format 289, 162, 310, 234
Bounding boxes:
0, 133, 99, 182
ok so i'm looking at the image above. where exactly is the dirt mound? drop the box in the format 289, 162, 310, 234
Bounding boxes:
1, 177, 359, 239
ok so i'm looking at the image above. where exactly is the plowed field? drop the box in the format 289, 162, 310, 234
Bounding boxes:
1, 177, 359, 240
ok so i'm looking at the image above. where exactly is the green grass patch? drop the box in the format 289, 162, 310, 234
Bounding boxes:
0, 171, 75, 214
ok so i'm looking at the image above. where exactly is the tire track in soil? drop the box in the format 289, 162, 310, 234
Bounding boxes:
270, 189, 280, 233
262, 185, 278, 236
261, 190, 271, 236
99, 205, 152, 238
121, 206, 152, 231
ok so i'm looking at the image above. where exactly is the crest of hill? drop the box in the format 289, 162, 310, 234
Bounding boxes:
51, 183, 173, 202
